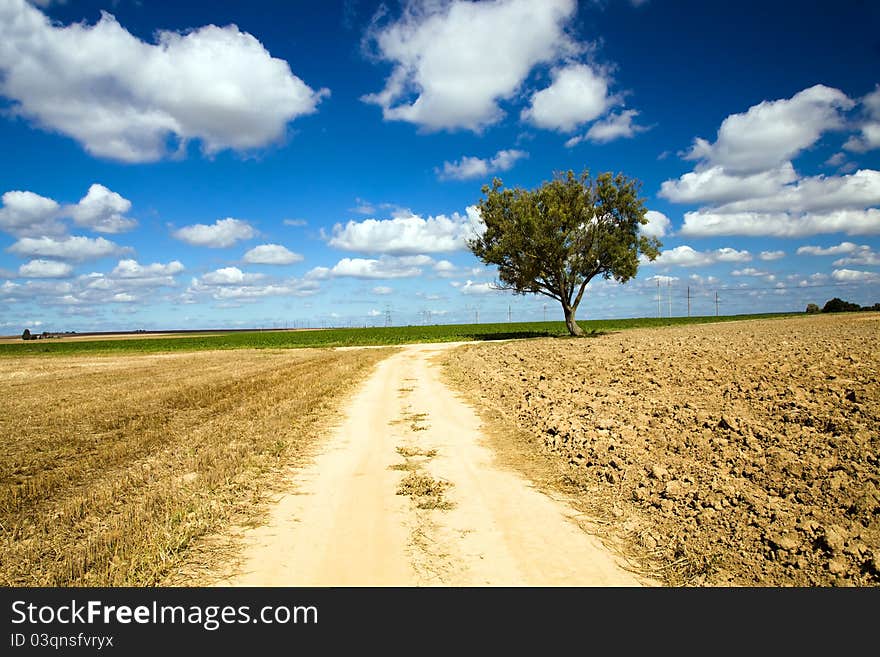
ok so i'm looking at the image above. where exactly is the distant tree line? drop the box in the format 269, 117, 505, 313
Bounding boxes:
806, 298, 880, 314
20, 329, 75, 341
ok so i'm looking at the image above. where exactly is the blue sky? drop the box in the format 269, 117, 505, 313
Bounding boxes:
1, 0, 878, 332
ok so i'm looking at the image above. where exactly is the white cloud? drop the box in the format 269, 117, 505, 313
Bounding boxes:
367, 309, 383, 317
843, 85, 880, 153
834, 249, 880, 267
362, 0, 578, 131
640, 210, 671, 238
371, 286, 393, 295
826, 152, 847, 167
707, 169, 880, 215
199, 267, 264, 286
172, 218, 256, 248
67, 184, 136, 233
437, 149, 527, 181
7, 235, 128, 261
0, 0, 328, 162
459, 280, 497, 295
112, 259, 184, 278
186, 268, 317, 301
522, 63, 611, 132
0, 190, 64, 237
328, 206, 483, 254
680, 208, 880, 237
433, 259, 457, 277
645, 245, 752, 268
831, 268, 879, 282
571, 109, 646, 145
683, 84, 853, 174
659, 163, 797, 205
759, 250, 785, 261
283, 218, 307, 227
243, 243, 303, 265
731, 267, 768, 277
308, 256, 430, 280
796, 242, 860, 256
0, 184, 137, 237
18, 259, 72, 278
798, 242, 880, 266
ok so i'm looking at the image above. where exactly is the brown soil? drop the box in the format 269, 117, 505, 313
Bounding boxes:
443, 313, 880, 586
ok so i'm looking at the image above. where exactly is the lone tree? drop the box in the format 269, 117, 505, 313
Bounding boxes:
468, 170, 661, 336
21, 328, 31, 341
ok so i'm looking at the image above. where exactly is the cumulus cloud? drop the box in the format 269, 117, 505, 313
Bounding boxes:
362, 0, 578, 131
68, 184, 136, 233
683, 84, 853, 174
645, 245, 752, 268
797, 242, 880, 266
172, 218, 256, 248
242, 243, 303, 265
759, 250, 785, 261
0, 184, 137, 238
660, 163, 798, 205
0, 0, 329, 162
7, 235, 128, 261
112, 259, 184, 278
307, 255, 432, 280
328, 206, 483, 254
283, 218, 308, 227
199, 267, 264, 286
640, 210, 671, 238
680, 208, 880, 238
661, 86, 880, 240
831, 268, 879, 282
437, 149, 527, 181
796, 242, 860, 256
522, 63, 611, 132
186, 267, 317, 301
371, 286, 393, 295
0, 190, 64, 237
731, 267, 769, 277
843, 85, 880, 153
458, 279, 497, 295
18, 259, 73, 278
565, 109, 647, 146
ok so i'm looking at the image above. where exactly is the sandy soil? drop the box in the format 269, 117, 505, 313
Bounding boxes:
443, 313, 880, 586
217, 343, 644, 586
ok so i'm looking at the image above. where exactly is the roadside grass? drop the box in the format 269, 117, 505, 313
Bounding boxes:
0, 347, 391, 586
0, 313, 800, 357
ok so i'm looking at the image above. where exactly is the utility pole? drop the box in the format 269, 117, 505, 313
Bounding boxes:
715, 291, 719, 317
657, 279, 661, 318
384, 306, 391, 327
508, 304, 512, 322
667, 279, 672, 318
543, 303, 547, 322
687, 286, 691, 318
475, 308, 479, 324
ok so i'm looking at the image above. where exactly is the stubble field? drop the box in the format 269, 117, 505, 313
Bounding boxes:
0, 347, 390, 586
444, 313, 880, 586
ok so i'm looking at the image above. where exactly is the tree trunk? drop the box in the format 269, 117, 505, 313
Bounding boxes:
562, 303, 584, 337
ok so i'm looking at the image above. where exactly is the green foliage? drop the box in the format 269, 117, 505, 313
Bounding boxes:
0, 313, 799, 357
21, 329, 32, 341
805, 303, 820, 314
822, 297, 863, 313
468, 170, 661, 336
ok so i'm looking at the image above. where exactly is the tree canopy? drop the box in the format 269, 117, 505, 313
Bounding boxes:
468, 169, 661, 336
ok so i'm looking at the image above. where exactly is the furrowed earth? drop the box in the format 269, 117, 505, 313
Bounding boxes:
443, 313, 880, 586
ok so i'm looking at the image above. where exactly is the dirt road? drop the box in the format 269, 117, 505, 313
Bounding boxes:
221, 343, 643, 586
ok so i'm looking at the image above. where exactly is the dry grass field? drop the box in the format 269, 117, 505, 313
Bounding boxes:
444, 313, 880, 586
0, 347, 390, 586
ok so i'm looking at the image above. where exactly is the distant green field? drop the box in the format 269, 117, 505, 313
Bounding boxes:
0, 313, 801, 356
